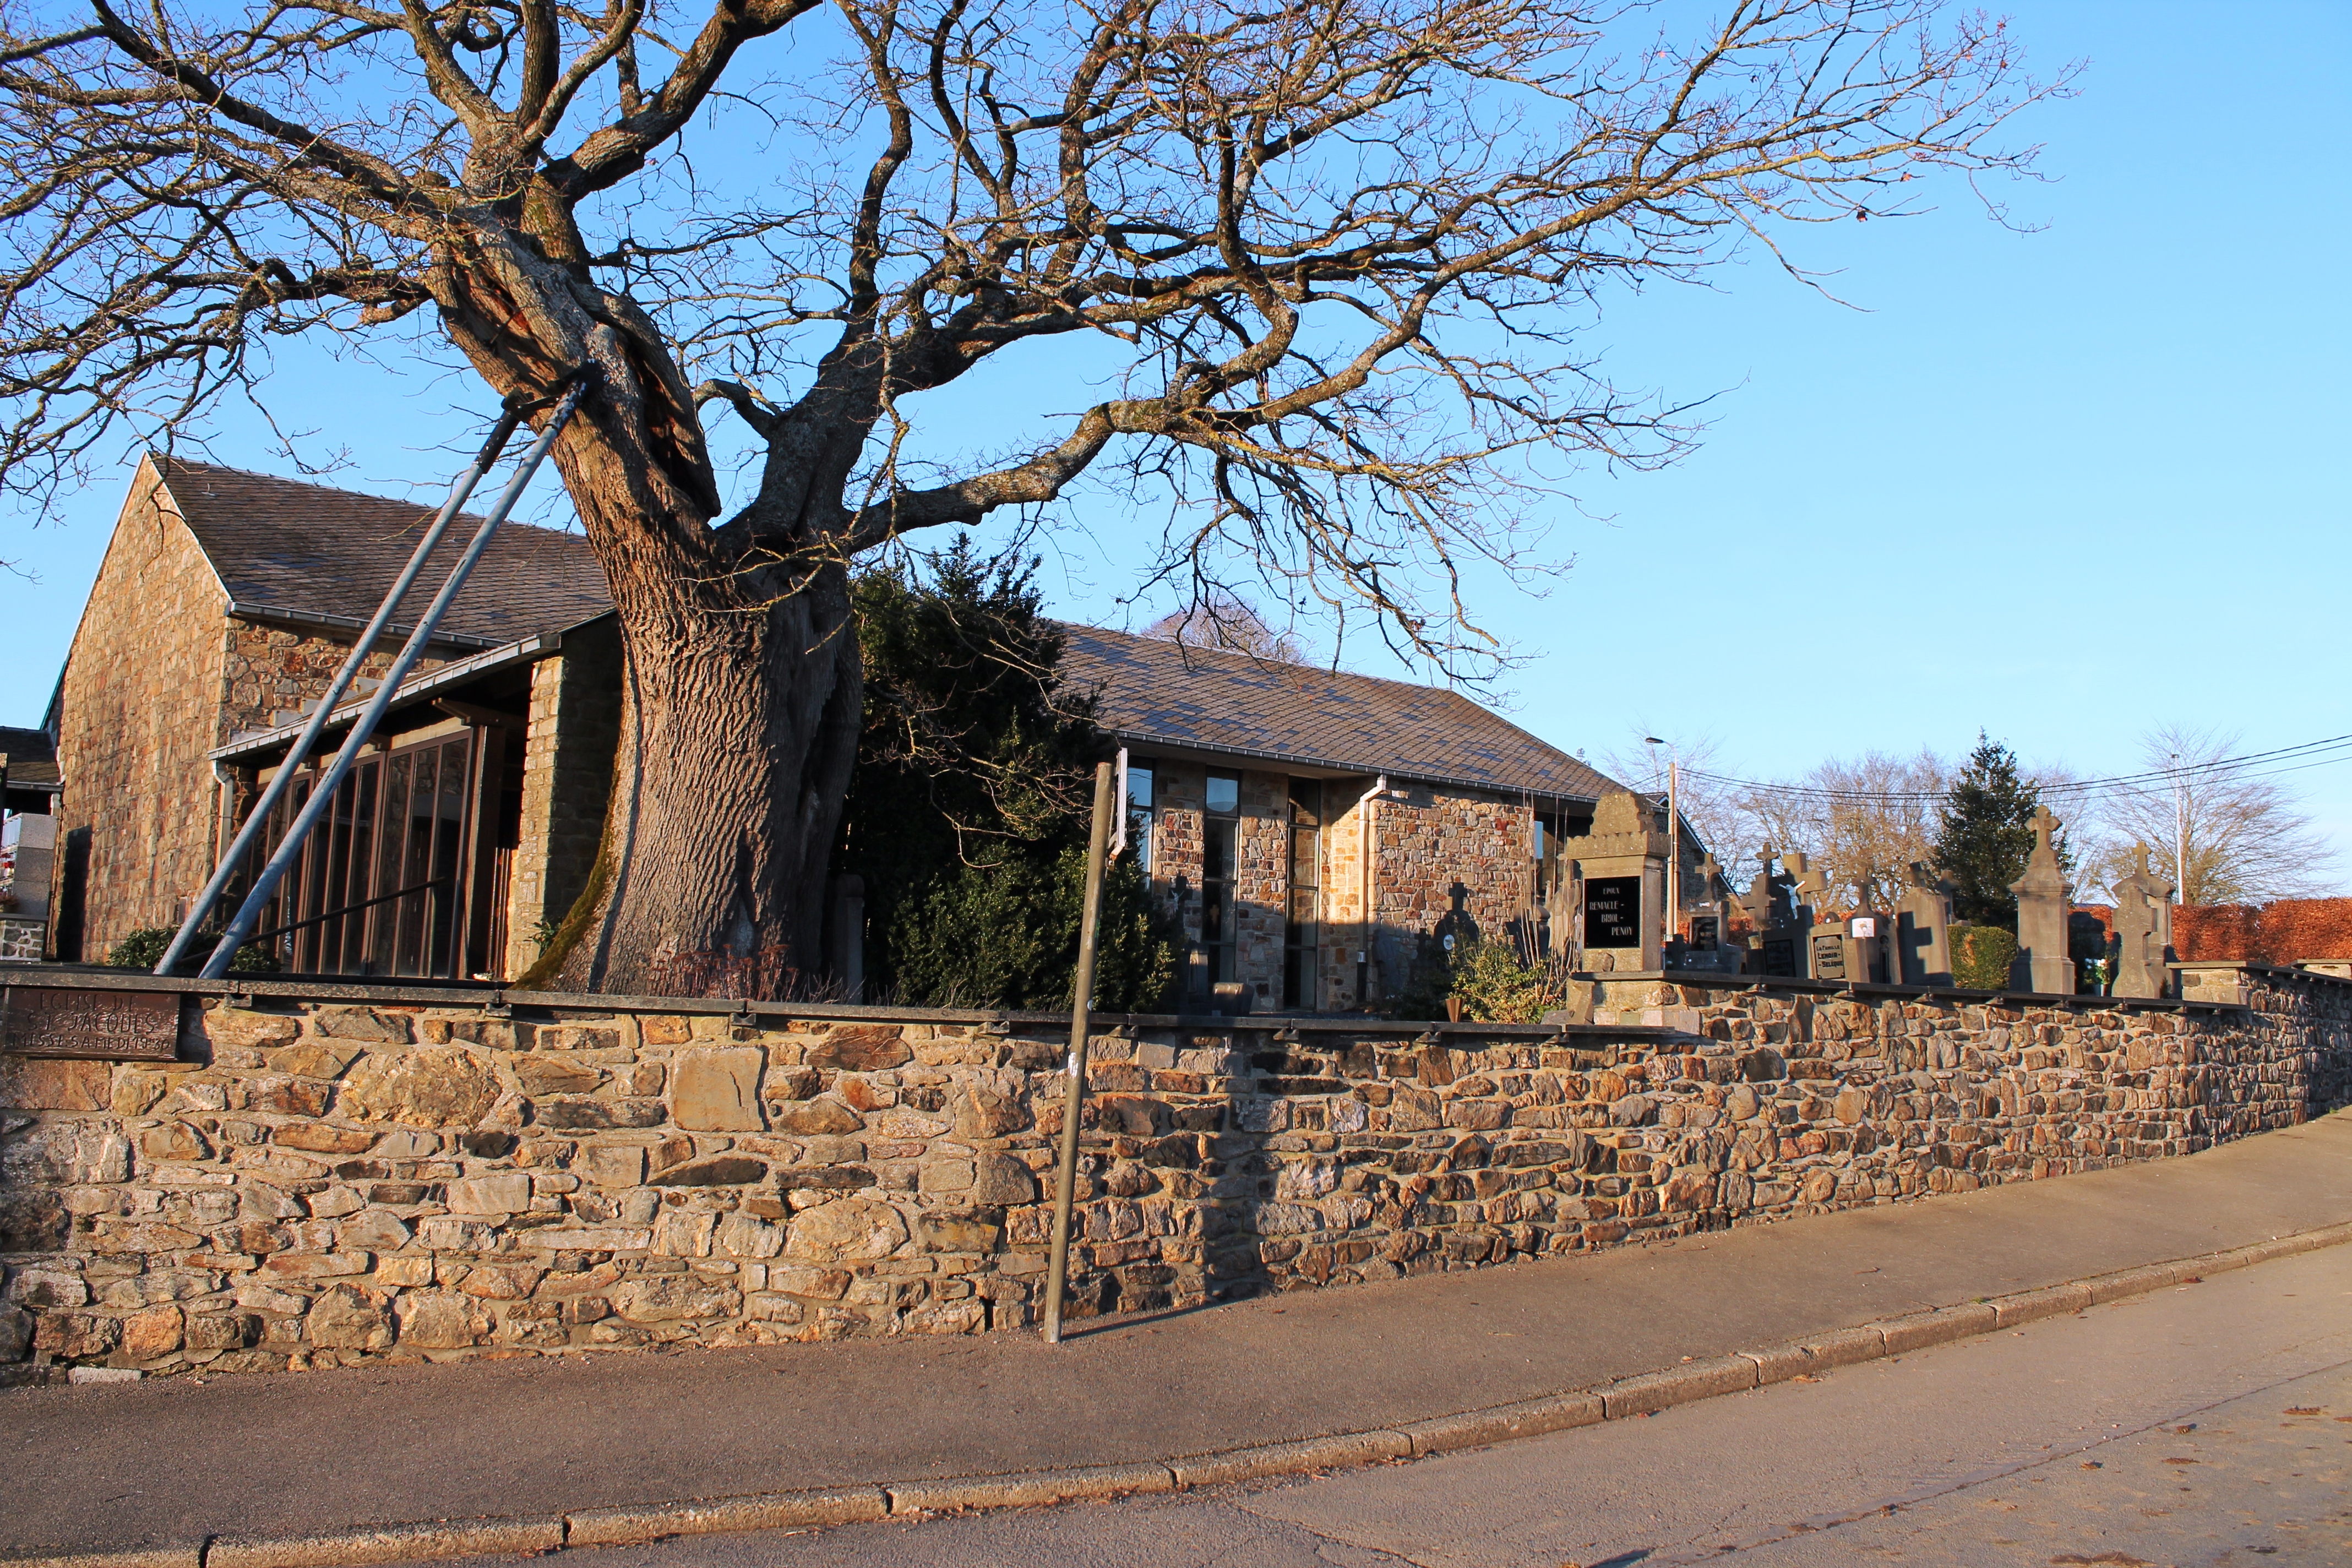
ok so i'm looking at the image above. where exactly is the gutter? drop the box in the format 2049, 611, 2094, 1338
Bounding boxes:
225, 598, 508, 654
1099, 727, 1599, 809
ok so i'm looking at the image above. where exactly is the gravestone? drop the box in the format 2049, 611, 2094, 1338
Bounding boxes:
1559, 791, 1667, 972
2007, 805, 2075, 994
2109, 842, 2176, 999
1895, 861, 1956, 986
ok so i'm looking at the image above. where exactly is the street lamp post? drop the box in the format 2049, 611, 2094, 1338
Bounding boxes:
2171, 750, 2189, 908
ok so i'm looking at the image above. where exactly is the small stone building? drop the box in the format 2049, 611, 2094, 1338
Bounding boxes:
34, 455, 611, 973
35, 458, 1665, 1005
1058, 627, 1625, 1010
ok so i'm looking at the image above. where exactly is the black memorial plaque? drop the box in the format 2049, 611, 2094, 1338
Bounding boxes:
1810, 933, 1848, 982
1687, 914, 1721, 952
1760, 936, 1798, 977
1582, 876, 1643, 948
2, 986, 183, 1060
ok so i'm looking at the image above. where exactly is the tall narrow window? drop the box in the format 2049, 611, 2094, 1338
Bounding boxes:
1125, 764, 1155, 875
1195, 771, 1240, 998
1283, 780, 1322, 1009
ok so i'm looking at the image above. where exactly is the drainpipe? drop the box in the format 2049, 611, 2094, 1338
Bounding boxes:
1355, 775, 1387, 1006
1112, 747, 1129, 856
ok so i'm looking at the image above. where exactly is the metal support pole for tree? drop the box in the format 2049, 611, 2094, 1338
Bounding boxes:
1042, 761, 1117, 1344
198, 376, 589, 979
154, 406, 527, 976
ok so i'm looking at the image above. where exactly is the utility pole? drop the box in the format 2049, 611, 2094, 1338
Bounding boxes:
1646, 737, 1678, 960
1042, 762, 1117, 1344
2171, 750, 2190, 908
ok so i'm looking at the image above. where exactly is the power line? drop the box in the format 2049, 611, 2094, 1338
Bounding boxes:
1677, 732, 2352, 805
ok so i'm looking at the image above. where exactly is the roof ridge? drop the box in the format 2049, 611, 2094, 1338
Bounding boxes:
1053, 619, 1493, 704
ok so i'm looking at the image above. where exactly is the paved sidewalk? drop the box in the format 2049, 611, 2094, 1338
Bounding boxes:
8, 1110, 2351, 1558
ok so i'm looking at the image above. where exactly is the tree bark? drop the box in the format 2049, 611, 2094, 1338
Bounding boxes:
527, 544, 863, 998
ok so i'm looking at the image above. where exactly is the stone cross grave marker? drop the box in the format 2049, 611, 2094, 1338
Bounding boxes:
2109, 841, 2176, 999
2007, 805, 2075, 994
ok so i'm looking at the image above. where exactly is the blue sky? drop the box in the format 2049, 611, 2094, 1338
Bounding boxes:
6, 2, 2348, 880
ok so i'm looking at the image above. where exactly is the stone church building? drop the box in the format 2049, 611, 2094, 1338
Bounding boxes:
17, 458, 1683, 1010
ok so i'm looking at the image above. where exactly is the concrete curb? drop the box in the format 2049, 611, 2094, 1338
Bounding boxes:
10, 1218, 2351, 1568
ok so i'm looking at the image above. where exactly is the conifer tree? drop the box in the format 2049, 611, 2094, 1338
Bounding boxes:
1935, 734, 2042, 928
840, 539, 1173, 1009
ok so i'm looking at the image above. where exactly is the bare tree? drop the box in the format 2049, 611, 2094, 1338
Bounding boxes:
0, 0, 2055, 994
1141, 589, 1304, 662
2086, 725, 2337, 906
1728, 749, 1946, 911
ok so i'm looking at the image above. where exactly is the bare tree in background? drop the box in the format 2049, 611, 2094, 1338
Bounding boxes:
1724, 749, 1946, 910
1141, 589, 1304, 662
0, 0, 2056, 994
2089, 725, 2337, 906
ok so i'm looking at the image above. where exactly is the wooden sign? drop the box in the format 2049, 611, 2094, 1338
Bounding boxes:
2, 986, 183, 1060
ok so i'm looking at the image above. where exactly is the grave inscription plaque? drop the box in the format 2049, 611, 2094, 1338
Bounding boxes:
1582, 876, 1642, 948
2, 986, 183, 1060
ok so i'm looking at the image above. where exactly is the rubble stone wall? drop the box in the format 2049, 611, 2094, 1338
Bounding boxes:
1, 966, 2344, 1381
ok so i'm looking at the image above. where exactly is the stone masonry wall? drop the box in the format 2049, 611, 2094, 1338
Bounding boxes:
503, 622, 622, 979
1371, 784, 1534, 996
53, 462, 236, 960
2, 966, 2344, 1381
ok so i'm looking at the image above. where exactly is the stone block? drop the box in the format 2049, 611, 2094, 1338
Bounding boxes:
395, 1291, 491, 1349
672, 1048, 766, 1131
917, 1212, 1003, 1254
269, 1042, 363, 1079
804, 1027, 912, 1072
307, 1286, 394, 1351
784, 1199, 908, 1263
583, 1144, 647, 1189
458, 1263, 544, 1299
611, 1276, 738, 1322
208, 1008, 302, 1048
972, 1152, 1037, 1206
649, 1155, 767, 1187
515, 1057, 605, 1096
535, 1097, 665, 1130
119, 1304, 185, 1360
184, 1311, 255, 1351
716, 1213, 784, 1258
310, 1008, 411, 1043
445, 1173, 533, 1215
274, 1124, 377, 1155
770, 1098, 862, 1135
340, 1048, 500, 1127
140, 1121, 211, 1162
260, 1251, 369, 1280
0, 1057, 112, 1111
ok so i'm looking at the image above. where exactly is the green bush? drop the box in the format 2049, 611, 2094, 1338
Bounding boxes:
106, 926, 276, 974
1950, 924, 2017, 991
889, 848, 1174, 1012
1442, 939, 1561, 1024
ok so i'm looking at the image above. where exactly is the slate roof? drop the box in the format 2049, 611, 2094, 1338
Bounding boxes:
1054, 623, 1621, 802
159, 456, 613, 649
0, 725, 59, 790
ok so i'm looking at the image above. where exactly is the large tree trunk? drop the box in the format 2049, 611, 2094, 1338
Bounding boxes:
529, 559, 863, 998
510, 417, 864, 1000
438, 248, 870, 999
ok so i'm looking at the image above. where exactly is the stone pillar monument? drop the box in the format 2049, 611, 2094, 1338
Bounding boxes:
1895, 860, 1955, 986
1560, 791, 1667, 972
2008, 806, 2075, 994
2109, 842, 2176, 999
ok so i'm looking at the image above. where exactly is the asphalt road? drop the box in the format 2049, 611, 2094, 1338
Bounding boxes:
513, 1241, 2352, 1567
